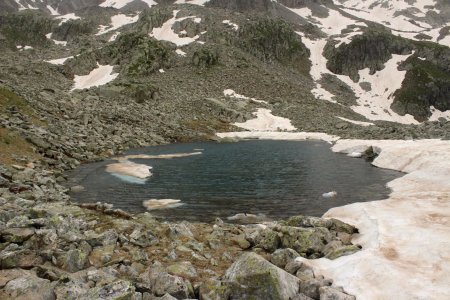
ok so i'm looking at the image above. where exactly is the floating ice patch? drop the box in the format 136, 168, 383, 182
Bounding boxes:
149, 10, 201, 47
106, 161, 152, 181
143, 199, 183, 210
100, 0, 156, 9
322, 191, 337, 198
347, 152, 363, 158
233, 108, 297, 132
71, 63, 119, 91
97, 14, 139, 35
223, 89, 268, 104
222, 20, 239, 31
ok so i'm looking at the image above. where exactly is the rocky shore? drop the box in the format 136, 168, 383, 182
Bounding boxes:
0, 158, 360, 299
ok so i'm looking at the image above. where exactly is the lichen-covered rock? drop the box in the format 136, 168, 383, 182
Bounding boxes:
224, 252, 300, 300
270, 248, 301, 268
319, 286, 356, 300
299, 278, 333, 299
1, 227, 34, 243
62, 249, 90, 273
139, 265, 194, 299
2, 274, 55, 300
324, 245, 361, 260
282, 216, 332, 229
328, 219, 358, 235
277, 226, 333, 258
254, 228, 281, 252
198, 279, 231, 300
166, 261, 197, 279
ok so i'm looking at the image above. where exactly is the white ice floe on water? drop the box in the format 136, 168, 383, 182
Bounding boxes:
233, 108, 297, 132
223, 89, 268, 104
222, 20, 239, 31
97, 14, 139, 35
150, 10, 201, 47
143, 199, 183, 210
100, 0, 156, 9
322, 191, 337, 198
45, 56, 73, 65
337, 117, 374, 127
106, 161, 152, 180
55, 13, 80, 26
174, 0, 210, 6
71, 63, 119, 91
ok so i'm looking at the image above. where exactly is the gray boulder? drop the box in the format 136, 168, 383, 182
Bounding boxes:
224, 252, 300, 300
319, 286, 356, 300
271, 248, 301, 268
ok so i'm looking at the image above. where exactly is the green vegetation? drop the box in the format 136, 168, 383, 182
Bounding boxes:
102, 32, 173, 75
237, 17, 310, 74
0, 11, 53, 48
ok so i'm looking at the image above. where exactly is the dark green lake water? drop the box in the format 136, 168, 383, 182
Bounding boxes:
68, 140, 400, 222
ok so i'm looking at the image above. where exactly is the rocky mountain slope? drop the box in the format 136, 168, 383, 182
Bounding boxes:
0, 0, 450, 299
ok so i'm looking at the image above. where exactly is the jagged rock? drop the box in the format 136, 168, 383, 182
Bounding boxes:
166, 261, 198, 279
224, 252, 300, 300
299, 278, 333, 299
139, 265, 194, 299
62, 249, 90, 273
254, 228, 281, 252
277, 226, 333, 258
1, 227, 34, 243
2, 274, 55, 300
282, 216, 332, 229
319, 286, 356, 300
328, 219, 358, 235
198, 279, 230, 300
0, 249, 43, 269
270, 248, 301, 268
324, 245, 361, 260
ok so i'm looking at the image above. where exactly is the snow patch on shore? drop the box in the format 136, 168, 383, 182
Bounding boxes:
143, 199, 183, 210
234, 108, 296, 132
217, 131, 338, 143
298, 139, 450, 300
71, 63, 119, 91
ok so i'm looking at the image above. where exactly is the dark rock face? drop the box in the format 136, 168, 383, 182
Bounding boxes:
237, 17, 311, 74
207, 0, 275, 12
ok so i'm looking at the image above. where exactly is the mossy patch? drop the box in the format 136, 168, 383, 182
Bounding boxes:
0, 128, 40, 165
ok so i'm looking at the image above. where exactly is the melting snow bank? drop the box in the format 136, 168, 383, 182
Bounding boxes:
233, 108, 296, 132
294, 139, 450, 300
217, 131, 338, 143
71, 64, 119, 91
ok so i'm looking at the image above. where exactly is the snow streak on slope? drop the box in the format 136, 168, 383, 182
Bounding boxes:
97, 14, 139, 35
45, 56, 73, 65
335, 0, 450, 46
150, 10, 201, 47
100, 0, 156, 9
174, 0, 210, 6
55, 13, 80, 26
72, 64, 119, 91
223, 89, 268, 104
